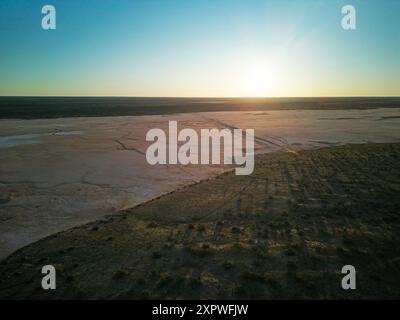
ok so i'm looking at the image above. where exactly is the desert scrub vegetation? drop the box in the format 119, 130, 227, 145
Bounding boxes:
1, 143, 400, 299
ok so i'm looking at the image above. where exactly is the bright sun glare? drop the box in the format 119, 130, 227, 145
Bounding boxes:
241, 62, 279, 97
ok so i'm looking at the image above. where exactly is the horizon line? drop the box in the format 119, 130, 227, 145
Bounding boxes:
1, 95, 400, 99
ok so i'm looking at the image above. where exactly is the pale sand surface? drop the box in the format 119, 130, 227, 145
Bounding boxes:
0, 108, 399, 259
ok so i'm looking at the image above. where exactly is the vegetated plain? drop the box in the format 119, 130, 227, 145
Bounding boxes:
1, 97, 400, 119
0, 143, 399, 299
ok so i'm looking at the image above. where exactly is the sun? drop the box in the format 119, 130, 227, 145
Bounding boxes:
240, 62, 279, 97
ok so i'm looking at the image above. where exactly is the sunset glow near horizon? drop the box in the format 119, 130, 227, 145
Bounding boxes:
0, 0, 399, 97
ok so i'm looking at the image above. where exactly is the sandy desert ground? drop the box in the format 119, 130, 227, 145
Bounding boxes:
0, 108, 400, 260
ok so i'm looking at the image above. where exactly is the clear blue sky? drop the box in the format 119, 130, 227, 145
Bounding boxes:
0, 0, 399, 96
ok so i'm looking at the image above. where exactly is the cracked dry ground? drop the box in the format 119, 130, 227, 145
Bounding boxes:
1, 143, 400, 299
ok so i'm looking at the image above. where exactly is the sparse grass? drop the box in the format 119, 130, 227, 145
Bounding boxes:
1, 143, 400, 299
220, 260, 235, 270
186, 245, 212, 258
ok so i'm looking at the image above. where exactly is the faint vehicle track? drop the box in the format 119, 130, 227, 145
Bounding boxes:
202, 116, 298, 154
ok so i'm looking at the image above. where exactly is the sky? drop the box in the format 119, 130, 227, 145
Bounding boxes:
0, 0, 399, 97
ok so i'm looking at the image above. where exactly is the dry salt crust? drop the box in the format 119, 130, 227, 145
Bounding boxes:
0, 108, 400, 260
